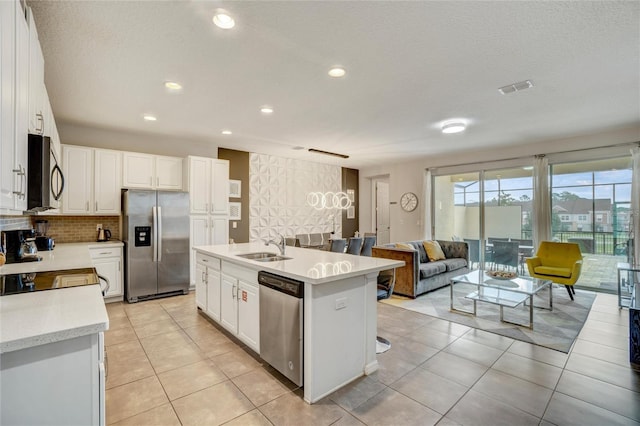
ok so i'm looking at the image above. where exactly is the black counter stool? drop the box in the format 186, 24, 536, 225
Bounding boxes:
376, 269, 396, 354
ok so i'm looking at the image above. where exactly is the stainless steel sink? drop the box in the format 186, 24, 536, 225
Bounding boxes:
236, 252, 291, 262
254, 255, 291, 262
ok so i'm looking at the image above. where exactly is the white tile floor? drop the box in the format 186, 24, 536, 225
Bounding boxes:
104, 291, 640, 425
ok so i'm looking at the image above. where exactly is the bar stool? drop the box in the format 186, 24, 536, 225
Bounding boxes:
346, 237, 363, 255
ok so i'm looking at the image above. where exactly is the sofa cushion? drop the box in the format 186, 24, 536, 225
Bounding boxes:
419, 261, 447, 279
395, 242, 414, 251
534, 266, 572, 278
441, 258, 467, 272
423, 240, 446, 261
409, 241, 428, 263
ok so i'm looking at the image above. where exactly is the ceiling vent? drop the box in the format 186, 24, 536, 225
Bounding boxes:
498, 80, 533, 95
308, 148, 349, 159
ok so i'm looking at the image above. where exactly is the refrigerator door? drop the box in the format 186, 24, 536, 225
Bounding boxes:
157, 191, 190, 294
123, 189, 157, 302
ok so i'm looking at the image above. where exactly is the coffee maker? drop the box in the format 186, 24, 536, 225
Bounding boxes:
0, 229, 42, 263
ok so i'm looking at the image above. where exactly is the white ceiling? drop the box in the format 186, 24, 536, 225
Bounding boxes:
30, 1, 640, 168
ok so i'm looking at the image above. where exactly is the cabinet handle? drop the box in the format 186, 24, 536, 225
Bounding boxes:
21, 165, 26, 199
232, 284, 236, 299
95, 201, 98, 211
36, 113, 44, 134
201, 271, 206, 283
99, 252, 110, 255
12, 166, 25, 198
156, 176, 159, 186
202, 259, 208, 263
86, 201, 89, 211
150, 176, 153, 186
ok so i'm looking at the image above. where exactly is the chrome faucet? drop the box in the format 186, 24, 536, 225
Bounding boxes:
265, 234, 286, 255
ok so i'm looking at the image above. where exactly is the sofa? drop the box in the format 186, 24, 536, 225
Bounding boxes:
372, 240, 469, 298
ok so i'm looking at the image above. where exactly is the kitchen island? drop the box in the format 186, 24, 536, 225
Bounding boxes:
193, 242, 404, 404
0, 243, 110, 425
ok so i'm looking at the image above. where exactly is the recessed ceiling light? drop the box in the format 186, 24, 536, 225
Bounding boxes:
260, 106, 274, 114
213, 10, 235, 29
164, 81, 182, 91
328, 67, 346, 78
221, 130, 232, 135
143, 114, 157, 122
442, 121, 466, 134
523, 166, 534, 170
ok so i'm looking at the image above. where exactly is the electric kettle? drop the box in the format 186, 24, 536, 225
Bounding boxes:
97, 228, 112, 242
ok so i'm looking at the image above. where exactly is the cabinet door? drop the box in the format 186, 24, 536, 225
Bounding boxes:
237, 280, 260, 353
13, 1, 29, 212
27, 8, 44, 135
220, 274, 238, 333
188, 156, 210, 214
209, 216, 228, 245
205, 269, 221, 322
156, 156, 182, 190
190, 216, 209, 285
93, 257, 122, 298
122, 152, 154, 188
210, 159, 229, 215
62, 146, 93, 214
195, 261, 207, 310
0, 0, 16, 211
94, 149, 121, 214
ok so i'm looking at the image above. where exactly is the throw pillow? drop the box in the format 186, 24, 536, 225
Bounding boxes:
395, 243, 414, 250
423, 240, 446, 261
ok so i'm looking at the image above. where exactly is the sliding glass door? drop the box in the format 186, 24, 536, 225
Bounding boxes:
550, 158, 632, 292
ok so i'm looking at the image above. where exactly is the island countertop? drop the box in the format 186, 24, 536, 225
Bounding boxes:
194, 242, 404, 284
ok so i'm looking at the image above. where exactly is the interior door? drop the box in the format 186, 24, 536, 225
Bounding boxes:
157, 191, 190, 294
376, 181, 390, 244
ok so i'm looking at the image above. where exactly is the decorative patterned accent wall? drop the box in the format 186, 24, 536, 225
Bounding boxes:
249, 153, 342, 242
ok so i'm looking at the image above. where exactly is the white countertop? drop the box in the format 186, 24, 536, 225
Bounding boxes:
194, 242, 404, 284
0, 284, 109, 353
0, 241, 123, 275
0, 242, 116, 354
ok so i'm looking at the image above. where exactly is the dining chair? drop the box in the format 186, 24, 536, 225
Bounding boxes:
346, 237, 363, 255
463, 238, 480, 269
360, 235, 377, 256
492, 240, 520, 272
329, 238, 347, 253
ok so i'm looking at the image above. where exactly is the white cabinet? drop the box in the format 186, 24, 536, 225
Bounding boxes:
27, 7, 45, 135
0, 332, 105, 425
90, 245, 123, 300
186, 156, 229, 215
62, 146, 121, 215
195, 252, 221, 321
219, 262, 259, 353
0, 0, 28, 213
237, 279, 260, 351
221, 273, 239, 333
122, 152, 183, 190
195, 256, 260, 353
187, 156, 229, 284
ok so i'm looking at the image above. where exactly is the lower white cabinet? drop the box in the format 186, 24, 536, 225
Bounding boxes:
195, 254, 259, 353
90, 245, 123, 300
0, 332, 105, 425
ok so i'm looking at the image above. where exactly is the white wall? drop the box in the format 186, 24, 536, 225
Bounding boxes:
248, 153, 342, 242
359, 125, 640, 243
58, 121, 218, 158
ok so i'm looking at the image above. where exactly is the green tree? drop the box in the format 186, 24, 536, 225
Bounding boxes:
552, 191, 580, 201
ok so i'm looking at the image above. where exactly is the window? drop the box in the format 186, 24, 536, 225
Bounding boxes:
561, 215, 570, 221
578, 215, 587, 221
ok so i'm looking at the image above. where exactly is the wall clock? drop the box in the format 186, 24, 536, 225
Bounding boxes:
400, 192, 418, 212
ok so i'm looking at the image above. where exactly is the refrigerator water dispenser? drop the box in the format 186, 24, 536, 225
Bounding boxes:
135, 226, 151, 246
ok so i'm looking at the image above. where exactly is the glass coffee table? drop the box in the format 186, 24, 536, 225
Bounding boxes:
450, 270, 553, 329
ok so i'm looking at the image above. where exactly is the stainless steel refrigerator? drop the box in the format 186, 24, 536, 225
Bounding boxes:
122, 189, 190, 303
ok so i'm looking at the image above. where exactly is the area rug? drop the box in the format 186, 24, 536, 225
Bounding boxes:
380, 284, 596, 353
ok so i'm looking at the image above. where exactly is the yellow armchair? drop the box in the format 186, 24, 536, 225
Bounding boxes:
526, 241, 583, 300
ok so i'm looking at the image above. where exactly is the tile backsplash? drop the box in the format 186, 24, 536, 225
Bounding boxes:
31, 216, 120, 243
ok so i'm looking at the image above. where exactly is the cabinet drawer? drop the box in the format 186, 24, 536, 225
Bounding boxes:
90, 247, 122, 259
196, 253, 220, 270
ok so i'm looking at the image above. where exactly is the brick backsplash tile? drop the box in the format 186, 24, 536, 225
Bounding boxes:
27, 216, 121, 243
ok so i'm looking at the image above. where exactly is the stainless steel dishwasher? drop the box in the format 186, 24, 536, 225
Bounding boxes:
258, 271, 304, 386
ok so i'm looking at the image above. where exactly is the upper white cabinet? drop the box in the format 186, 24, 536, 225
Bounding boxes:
1, 1, 29, 213
186, 156, 229, 215
122, 152, 182, 190
62, 145, 121, 215
27, 7, 45, 135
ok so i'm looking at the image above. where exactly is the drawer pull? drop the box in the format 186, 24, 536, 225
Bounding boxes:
99, 252, 111, 255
